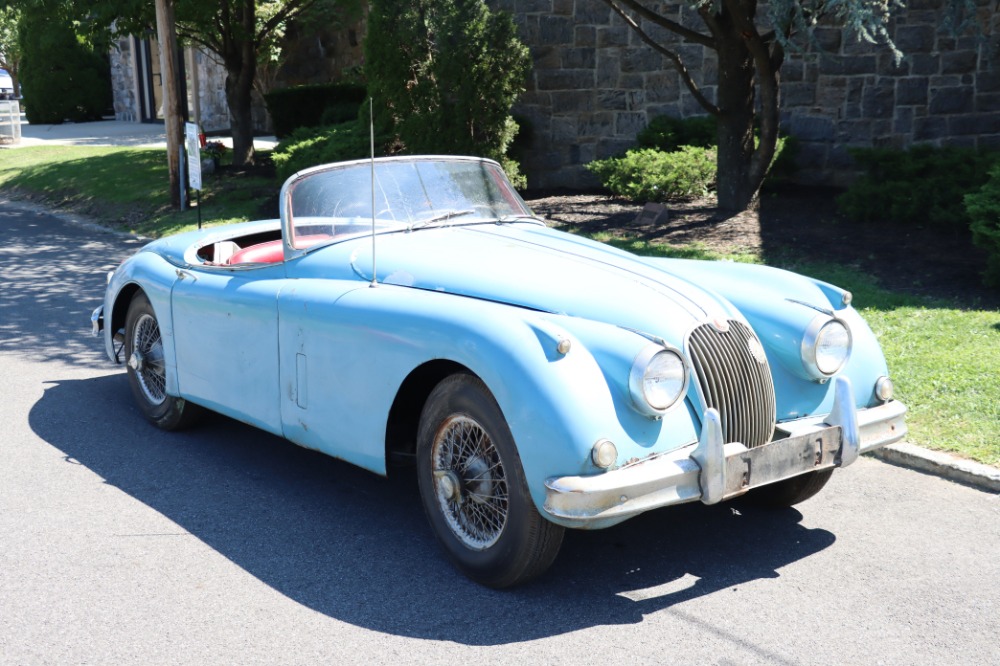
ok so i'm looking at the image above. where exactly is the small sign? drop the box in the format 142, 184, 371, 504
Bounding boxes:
632, 202, 669, 226
185, 122, 202, 191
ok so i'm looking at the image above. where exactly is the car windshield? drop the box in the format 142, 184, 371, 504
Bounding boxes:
283, 157, 533, 250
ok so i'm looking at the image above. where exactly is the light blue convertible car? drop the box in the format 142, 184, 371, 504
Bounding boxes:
93, 155, 906, 587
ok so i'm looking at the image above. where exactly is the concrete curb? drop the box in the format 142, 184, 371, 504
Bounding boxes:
873, 443, 1000, 494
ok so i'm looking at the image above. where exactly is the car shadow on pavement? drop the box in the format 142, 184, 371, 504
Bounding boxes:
31, 374, 836, 648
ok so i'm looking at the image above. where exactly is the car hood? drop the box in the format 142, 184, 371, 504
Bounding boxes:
321, 222, 739, 337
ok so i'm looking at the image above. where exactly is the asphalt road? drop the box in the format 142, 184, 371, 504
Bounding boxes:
1, 201, 998, 665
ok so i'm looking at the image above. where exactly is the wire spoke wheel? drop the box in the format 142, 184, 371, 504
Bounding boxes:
129, 313, 167, 406
124, 292, 202, 431
431, 415, 509, 550
416, 374, 564, 588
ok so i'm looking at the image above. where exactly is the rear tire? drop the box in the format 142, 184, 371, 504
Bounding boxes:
748, 468, 834, 508
124, 292, 202, 430
416, 374, 564, 588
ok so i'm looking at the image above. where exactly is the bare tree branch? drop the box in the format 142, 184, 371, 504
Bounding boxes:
606, 0, 721, 116
599, 0, 716, 48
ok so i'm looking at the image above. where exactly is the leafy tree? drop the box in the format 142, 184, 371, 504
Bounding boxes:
18, 3, 110, 123
599, 0, 982, 212
366, 0, 531, 185
75, 0, 360, 166
0, 6, 21, 96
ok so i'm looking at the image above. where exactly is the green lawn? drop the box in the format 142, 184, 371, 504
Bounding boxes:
0, 146, 274, 237
2, 145, 997, 466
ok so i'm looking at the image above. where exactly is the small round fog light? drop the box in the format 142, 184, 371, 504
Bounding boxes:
875, 376, 894, 402
591, 439, 618, 469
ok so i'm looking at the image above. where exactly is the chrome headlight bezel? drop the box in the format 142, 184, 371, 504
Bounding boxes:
628, 344, 689, 417
801, 315, 852, 380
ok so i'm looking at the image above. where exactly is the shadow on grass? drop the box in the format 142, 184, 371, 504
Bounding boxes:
2, 147, 278, 237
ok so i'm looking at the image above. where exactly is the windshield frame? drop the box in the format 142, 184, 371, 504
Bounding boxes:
279, 155, 534, 261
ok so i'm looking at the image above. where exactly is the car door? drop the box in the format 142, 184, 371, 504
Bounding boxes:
170, 263, 286, 435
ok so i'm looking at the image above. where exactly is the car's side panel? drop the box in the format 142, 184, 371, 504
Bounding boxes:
170, 264, 287, 435
275, 281, 699, 509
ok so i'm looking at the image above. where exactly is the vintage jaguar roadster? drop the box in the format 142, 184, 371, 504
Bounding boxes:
92, 155, 906, 587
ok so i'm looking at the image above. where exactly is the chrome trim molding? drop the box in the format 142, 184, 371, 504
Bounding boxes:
544, 378, 906, 529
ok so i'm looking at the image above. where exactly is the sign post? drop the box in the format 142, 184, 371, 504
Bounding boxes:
184, 122, 203, 229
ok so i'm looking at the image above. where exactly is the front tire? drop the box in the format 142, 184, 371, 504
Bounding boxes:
748, 468, 834, 508
124, 292, 201, 430
416, 374, 564, 588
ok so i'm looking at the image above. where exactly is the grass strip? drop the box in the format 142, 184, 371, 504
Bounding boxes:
0, 145, 275, 237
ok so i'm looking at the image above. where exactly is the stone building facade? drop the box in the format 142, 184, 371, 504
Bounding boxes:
109, 35, 231, 131
108, 19, 365, 135
495, 0, 1000, 188
109, 1, 999, 188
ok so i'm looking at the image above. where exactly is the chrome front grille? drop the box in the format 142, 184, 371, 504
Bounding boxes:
687, 320, 776, 449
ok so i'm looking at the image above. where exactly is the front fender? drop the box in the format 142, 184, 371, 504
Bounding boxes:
644, 258, 892, 417
278, 283, 697, 519
103, 249, 180, 394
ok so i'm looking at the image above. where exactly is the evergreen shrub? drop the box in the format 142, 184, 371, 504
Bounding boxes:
965, 163, 1000, 288
636, 115, 717, 152
588, 114, 793, 202
18, 7, 110, 124
838, 145, 998, 229
271, 121, 387, 181
264, 83, 367, 138
586, 147, 717, 201
365, 0, 530, 188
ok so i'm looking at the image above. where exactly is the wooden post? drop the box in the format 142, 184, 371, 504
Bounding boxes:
154, 0, 184, 209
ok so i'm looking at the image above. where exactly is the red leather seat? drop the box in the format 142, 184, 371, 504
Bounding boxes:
226, 234, 332, 265
227, 239, 284, 264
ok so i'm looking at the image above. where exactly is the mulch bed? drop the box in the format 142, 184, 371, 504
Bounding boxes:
525, 186, 999, 310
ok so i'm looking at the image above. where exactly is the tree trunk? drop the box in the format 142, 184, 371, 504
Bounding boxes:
224, 63, 256, 166
714, 18, 758, 212
155, 0, 184, 209
222, 0, 258, 166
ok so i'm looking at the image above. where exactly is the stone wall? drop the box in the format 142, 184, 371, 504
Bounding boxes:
493, 0, 1000, 188
189, 48, 232, 132
109, 37, 138, 122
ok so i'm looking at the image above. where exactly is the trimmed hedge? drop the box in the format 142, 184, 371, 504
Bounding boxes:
271, 121, 387, 181
965, 163, 1000, 288
838, 145, 998, 229
636, 114, 717, 152
264, 83, 367, 138
587, 146, 717, 201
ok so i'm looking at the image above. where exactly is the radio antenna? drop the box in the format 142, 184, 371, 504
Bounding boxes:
369, 97, 377, 288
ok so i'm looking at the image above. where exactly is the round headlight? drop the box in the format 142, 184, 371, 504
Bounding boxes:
875, 376, 894, 402
629, 346, 687, 416
802, 316, 852, 379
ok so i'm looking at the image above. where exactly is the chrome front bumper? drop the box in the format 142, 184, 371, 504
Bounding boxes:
544, 376, 907, 529
91, 305, 104, 337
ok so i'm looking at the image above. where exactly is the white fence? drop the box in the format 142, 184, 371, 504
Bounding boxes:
0, 100, 21, 145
